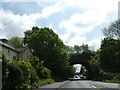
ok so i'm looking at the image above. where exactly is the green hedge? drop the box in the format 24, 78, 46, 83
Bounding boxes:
9, 61, 39, 88
37, 67, 51, 79
2, 64, 24, 89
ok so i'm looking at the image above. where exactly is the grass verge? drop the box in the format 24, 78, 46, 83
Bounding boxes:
38, 78, 55, 86
103, 79, 120, 83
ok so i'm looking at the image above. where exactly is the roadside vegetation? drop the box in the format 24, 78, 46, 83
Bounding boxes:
2, 27, 75, 90
88, 20, 120, 83
1, 19, 120, 89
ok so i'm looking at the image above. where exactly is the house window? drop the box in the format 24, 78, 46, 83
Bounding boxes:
8, 49, 9, 53
26, 56, 29, 59
13, 56, 16, 60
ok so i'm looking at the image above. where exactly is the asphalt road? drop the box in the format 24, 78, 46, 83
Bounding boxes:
32, 80, 120, 90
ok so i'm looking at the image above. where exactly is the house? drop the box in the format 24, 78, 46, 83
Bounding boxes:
0, 39, 31, 61
17, 47, 31, 60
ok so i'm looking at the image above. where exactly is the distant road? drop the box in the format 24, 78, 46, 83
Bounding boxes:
32, 80, 120, 90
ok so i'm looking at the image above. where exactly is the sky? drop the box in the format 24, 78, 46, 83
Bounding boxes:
0, 0, 119, 50
73, 64, 82, 73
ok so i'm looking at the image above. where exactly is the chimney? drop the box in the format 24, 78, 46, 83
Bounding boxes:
0, 39, 8, 43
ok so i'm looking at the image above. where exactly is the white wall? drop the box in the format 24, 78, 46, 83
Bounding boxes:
2, 46, 18, 61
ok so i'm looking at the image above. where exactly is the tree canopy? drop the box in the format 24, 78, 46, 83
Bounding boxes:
103, 20, 120, 40
99, 38, 120, 72
24, 26, 75, 79
101, 19, 120, 73
8, 37, 24, 48
65, 44, 91, 54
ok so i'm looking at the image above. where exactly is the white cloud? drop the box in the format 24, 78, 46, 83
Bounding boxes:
0, 2, 62, 39
41, 3, 63, 18
85, 37, 104, 50
0, 10, 37, 38
59, 11, 106, 48
61, 0, 118, 12
0, 0, 118, 50
58, 0, 118, 49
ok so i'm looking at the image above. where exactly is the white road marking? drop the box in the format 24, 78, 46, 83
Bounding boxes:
91, 85, 97, 88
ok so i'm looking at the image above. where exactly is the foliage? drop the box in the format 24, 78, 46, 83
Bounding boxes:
8, 37, 24, 48
99, 38, 120, 73
74, 44, 90, 53
80, 66, 87, 78
30, 55, 51, 79
2, 64, 24, 89
30, 67, 39, 87
103, 19, 120, 40
30, 55, 40, 70
65, 44, 91, 54
38, 79, 55, 86
8, 60, 39, 89
24, 26, 72, 79
89, 59, 100, 80
2, 54, 9, 87
37, 67, 51, 79
68, 66, 76, 77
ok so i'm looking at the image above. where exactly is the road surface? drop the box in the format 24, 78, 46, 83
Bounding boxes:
32, 80, 120, 90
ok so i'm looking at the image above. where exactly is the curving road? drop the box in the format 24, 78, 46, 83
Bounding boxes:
32, 80, 120, 90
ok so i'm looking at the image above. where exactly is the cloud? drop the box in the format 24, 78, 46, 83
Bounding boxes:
41, 3, 63, 18
59, 11, 106, 48
61, 0, 118, 12
85, 37, 104, 50
58, 0, 118, 49
0, 0, 118, 50
0, 2, 62, 39
0, 9, 37, 38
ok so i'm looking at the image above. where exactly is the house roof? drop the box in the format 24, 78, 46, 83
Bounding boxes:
0, 40, 29, 53
17, 47, 29, 52
0, 41, 18, 52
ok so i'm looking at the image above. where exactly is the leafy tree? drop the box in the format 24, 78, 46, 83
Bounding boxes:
99, 38, 120, 72
74, 44, 90, 53
65, 46, 75, 54
103, 20, 120, 40
24, 27, 71, 79
8, 37, 24, 48
88, 51, 101, 80
74, 45, 81, 53
30, 55, 40, 70
30, 55, 51, 79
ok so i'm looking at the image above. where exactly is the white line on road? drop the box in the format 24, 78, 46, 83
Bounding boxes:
91, 85, 97, 88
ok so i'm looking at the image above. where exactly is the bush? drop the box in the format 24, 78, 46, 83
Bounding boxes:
88, 51, 101, 80
2, 64, 24, 89
2, 54, 9, 88
30, 68, 39, 87
37, 67, 51, 79
8, 60, 39, 89
30, 55, 52, 79
30, 55, 40, 70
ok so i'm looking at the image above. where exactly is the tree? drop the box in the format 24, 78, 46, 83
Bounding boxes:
74, 44, 90, 53
103, 20, 120, 40
99, 38, 120, 72
65, 46, 75, 54
24, 26, 72, 79
30, 55, 51, 79
8, 37, 24, 48
88, 51, 101, 80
